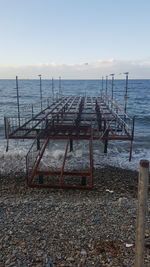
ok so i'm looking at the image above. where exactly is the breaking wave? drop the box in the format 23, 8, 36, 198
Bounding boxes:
0, 139, 149, 174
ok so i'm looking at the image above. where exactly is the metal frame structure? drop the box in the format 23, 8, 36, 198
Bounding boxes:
4, 94, 135, 189
26, 137, 93, 189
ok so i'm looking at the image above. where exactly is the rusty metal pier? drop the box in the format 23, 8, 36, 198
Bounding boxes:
4, 90, 135, 189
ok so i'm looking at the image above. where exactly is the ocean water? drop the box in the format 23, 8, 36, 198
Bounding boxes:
0, 79, 149, 173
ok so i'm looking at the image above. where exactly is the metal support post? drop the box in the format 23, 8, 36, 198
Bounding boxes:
106, 75, 108, 95
129, 116, 135, 161
47, 98, 49, 107
70, 139, 73, 152
16, 76, 20, 127
103, 123, 109, 153
81, 176, 87, 186
32, 104, 34, 118
102, 76, 104, 96
39, 175, 44, 184
45, 118, 48, 128
110, 73, 115, 101
59, 76, 61, 97
99, 113, 102, 130
57, 114, 59, 123
4, 117, 9, 152
52, 118, 54, 127
37, 138, 40, 150
95, 100, 102, 130
104, 133, 109, 153
135, 160, 149, 267
124, 72, 129, 115
38, 74, 42, 110
52, 77, 54, 101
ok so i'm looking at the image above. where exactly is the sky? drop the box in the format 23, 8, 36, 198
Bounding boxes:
0, 0, 150, 79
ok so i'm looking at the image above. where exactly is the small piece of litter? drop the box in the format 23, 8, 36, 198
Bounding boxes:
106, 189, 114, 193
125, 243, 134, 248
47, 259, 54, 266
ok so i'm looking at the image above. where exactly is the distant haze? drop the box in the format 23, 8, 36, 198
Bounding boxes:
0, 59, 150, 79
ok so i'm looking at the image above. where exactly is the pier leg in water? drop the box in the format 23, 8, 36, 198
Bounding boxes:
129, 116, 135, 161
99, 113, 102, 130
104, 129, 109, 154
45, 118, 48, 128
37, 138, 40, 150
36, 138, 43, 183
129, 140, 133, 161
81, 176, 87, 186
39, 174, 44, 184
70, 139, 73, 152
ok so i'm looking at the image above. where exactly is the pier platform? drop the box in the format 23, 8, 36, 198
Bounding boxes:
4, 94, 135, 189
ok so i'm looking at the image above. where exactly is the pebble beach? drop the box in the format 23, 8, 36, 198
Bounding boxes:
0, 167, 150, 267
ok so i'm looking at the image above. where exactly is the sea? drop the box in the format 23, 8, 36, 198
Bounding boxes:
0, 79, 149, 174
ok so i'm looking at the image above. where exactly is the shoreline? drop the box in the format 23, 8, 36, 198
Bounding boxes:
1, 166, 150, 266
1, 166, 139, 195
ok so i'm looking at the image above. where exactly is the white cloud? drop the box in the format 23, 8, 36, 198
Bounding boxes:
0, 59, 150, 79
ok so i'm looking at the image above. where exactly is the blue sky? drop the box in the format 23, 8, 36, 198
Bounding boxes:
0, 0, 150, 78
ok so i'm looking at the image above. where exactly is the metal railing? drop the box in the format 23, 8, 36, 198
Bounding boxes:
100, 93, 134, 138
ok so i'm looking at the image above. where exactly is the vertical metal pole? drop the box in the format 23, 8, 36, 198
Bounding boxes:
124, 72, 129, 114
39, 175, 44, 184
110, 74, 115, 100
37, 138, 40, 150
104, 129, 109, 153
70, 139, 73, 152
4, 117, 9, 152
101, 76, 104, 97
47, 98, 50, 107
52, 77, 54, 101
129, 116, 135, 161
59, 76, 61, 98
106, 76, 108, 95
38, 74, 42, 110
32, 104, 34, 118
103, 120, 109, 153
81, 176, 87, 186
84, 88, 86, 97
135, 160, 149, 267
16, 76, 20, 127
